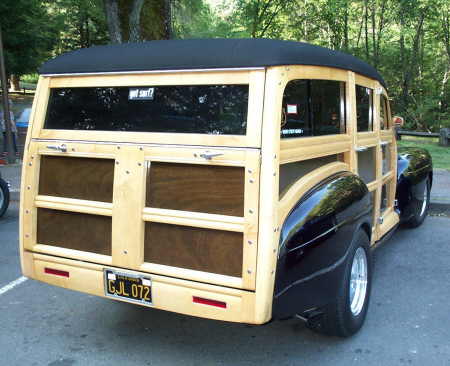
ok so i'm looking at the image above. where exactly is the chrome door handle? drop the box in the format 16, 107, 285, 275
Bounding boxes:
46, 144, 67, 152
356, 146, 368, 152
199, 152, 223, 160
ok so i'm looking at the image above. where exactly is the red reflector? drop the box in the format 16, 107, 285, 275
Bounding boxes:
44, 267, 70, 278
193, 296, 226, 308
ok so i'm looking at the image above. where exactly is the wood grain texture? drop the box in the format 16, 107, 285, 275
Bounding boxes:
146, 162, 245, 216
39, 156, 114, 202
37, 208, 112, 255
144, 222, 243, 277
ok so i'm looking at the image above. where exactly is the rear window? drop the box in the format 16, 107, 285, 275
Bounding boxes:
44, 85, 249, 135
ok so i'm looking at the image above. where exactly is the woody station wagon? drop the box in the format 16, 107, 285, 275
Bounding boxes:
19, 39, 432, 337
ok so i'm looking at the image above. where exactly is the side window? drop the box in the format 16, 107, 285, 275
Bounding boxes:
380, 95, 390, 130
281, 80, 346, 138
356, 85, 373, 132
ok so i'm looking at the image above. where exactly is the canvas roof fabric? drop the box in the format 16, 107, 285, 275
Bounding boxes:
39, 38, 386, 87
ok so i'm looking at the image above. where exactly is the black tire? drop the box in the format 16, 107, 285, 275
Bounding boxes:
308, 229, 372, 337
0, 178, 10, 218
404, 177, 430, 228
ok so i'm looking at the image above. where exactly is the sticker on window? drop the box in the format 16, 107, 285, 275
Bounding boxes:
287, 104, 298, 115
129, 88, 155, 101
281, 128, 304, 135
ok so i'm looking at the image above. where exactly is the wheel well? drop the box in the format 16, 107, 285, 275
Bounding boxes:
360, 222, 371, 241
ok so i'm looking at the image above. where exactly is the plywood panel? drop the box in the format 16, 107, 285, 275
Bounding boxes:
39, 156, 114, 202
146, 162, 245, 216
144, 222, 243, 277
37, 208, 111, 255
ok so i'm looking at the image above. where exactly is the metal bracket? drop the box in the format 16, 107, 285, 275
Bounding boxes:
199, 151, 223, 160
46, 144, 67, 153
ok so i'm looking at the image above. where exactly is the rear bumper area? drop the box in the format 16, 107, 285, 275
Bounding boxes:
22, 251, 259, 324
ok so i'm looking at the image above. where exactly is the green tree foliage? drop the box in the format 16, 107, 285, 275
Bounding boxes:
3, 0, 448, 130
51, 0, 109, 53
206, 0, 450, 131
0, 0, 58, 77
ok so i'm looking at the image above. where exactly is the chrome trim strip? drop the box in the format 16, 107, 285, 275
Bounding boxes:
41, 67, 265, 77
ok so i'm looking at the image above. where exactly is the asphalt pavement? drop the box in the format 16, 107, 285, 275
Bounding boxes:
1, 202, 450, 366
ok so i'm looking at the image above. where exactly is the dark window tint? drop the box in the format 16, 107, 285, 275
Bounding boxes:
44, 85, 249, 135
380, 95, 389, 130
356, 85, 373, 132
281, 80, 345, 138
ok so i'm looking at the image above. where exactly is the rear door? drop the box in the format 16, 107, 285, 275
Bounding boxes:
21, 70, 265, 291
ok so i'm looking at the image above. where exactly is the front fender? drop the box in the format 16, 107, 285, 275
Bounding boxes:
396, 147, 433, 220
273, 172, 371, 319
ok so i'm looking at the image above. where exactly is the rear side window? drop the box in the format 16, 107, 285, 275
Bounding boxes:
44, 85, 249, 135
281, 80, 346, 138
380, 95, 390, 130
356, 85, 373, 132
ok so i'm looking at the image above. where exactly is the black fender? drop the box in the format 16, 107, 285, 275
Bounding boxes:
396, 147, 433, 222
272, 172, 372, 320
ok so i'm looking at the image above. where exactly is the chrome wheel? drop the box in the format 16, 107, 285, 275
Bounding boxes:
349, 247, 368, 316
419, 182, 429, 217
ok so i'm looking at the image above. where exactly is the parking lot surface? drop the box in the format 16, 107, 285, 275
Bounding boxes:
1, 203, 449, 366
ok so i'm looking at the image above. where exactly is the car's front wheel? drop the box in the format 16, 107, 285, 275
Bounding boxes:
404, 176, 430, 228
309, 229, 372, 337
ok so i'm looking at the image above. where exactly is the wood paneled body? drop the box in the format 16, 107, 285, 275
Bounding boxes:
20, 65, 399, 325
37, 208, 112, 255
146, 163, 245, 216
144, 223, 243, 277
39, 155, 114, 202
28, 140, 258, 289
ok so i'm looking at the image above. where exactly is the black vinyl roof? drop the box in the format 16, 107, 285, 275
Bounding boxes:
39, 38, 386, 87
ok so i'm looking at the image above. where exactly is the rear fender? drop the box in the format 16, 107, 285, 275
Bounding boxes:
273, 169, 371, 320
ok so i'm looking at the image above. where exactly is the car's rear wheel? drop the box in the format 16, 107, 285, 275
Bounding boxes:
0, 178, 10, 218
404, 176, 430, 228
308, 229, 372, 337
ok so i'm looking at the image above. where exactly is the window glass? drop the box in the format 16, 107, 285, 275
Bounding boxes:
356, 85, 373, 132
380, 95, 390, 130
44, 85, 249, 135
281, 80, 345, 138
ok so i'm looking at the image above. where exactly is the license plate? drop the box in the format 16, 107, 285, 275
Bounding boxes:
104, 269, 152, 306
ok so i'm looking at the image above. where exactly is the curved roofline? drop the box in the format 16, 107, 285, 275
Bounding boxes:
39, 38, 386, 87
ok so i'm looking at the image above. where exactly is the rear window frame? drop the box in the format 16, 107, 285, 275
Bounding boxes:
33, 70, 265, 148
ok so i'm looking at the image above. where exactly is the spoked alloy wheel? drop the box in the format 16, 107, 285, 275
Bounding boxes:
419, 181, 429, 217
349, 247, 368, 317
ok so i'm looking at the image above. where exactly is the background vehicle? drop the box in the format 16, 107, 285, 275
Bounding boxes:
0, 171, 10, 218
19, 39, 432, 337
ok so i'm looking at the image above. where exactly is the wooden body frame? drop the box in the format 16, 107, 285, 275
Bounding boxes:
20, 65, 398, 325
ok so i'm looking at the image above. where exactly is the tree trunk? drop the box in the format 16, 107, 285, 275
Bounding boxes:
364, 0, 369, 60
129, 0, 145, 42
344, 2, 349, 51
163, 0, 172, 40
371, 0, 376, 66
10, 74, 20, 92
104, 0, 122, 43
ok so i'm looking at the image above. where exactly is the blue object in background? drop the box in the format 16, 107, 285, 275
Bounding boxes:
16, 108, 31, 128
